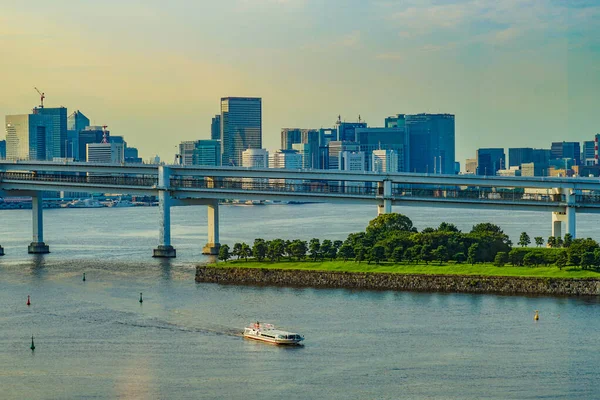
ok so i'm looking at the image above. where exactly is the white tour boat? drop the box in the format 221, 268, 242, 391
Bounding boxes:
243, 322, 304, 345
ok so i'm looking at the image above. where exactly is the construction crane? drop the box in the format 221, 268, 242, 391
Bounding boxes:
34, 87, 45, 108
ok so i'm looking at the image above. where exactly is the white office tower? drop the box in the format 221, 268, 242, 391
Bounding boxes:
339, 151, 365, 190
86, 142, 125, 163
241, 148, 268, 189
372, 149, 399, 173
269, 149, 302, 186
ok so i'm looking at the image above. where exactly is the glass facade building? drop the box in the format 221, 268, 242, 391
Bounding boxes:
405, 114, 455, 174
220, 97, 262, 167
355, 127, 409, 172
5, 113, 54, 161
36, 107, 67, 159
476, 148, 506, 176
211, 115, 221, 141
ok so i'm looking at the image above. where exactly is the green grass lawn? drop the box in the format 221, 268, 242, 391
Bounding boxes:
208, 259, 600, 279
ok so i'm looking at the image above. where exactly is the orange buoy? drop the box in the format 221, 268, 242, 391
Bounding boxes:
27, 295, 31, 306
534, 310, 539, 321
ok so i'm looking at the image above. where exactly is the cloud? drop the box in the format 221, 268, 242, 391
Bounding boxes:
375, 52, 403, 61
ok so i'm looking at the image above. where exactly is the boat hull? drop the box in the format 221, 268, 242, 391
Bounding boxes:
243, 334, 303, 346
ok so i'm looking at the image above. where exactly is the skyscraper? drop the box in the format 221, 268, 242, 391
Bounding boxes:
78, 126, 107, 162
355, 127, 409, 172
292, 143, 313, 169
281, 128, 319, 169
67, 110, 89, 160
211, 115, 221, 141
220, 97, 262, 166
0, 140, 6, 160
508, 148, 534, 167
241, 148, 268, 168
86, 142, 124, 163
372, 149, 399, 173
551, 142, 581, 165
328, 141, 360, 170
35, 107, 67, 159
5, 113, 54, 160
476, 148, 505, 176
582, 141, 595, 166
281, 128, 302, 150
269, 149, 302, 169
405, 114, 455, 174
336, 120, 367, 142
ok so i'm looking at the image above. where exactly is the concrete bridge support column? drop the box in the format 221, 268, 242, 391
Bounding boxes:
377, 180, 393, 216
202, 199, 220, 255
551, 212, 564, 239
551, 189, 577, 239
153, 166, 176, 258
28, 192, 49, 254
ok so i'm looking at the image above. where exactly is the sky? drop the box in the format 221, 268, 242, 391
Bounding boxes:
1, 0, 599, 165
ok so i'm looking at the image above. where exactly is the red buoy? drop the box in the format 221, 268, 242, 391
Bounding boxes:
27, 295, 31, 306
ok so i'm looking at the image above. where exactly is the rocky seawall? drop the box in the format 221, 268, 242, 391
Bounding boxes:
195, 266, 600, 296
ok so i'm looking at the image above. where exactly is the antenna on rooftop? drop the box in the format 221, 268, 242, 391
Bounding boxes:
101, 125, 109, 144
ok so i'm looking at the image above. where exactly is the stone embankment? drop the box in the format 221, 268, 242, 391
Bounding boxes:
195, 266, 600, 296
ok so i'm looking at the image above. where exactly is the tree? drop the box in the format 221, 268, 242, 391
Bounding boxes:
556, 237, 564, 248
563, 233, 573, 248
518, 232, 531, 247
555, 251, 567, 270
534, 237, 544, 248
267, 239, 285, 262
218, 244, 231, 262
581, 252, 594, 269
338, 244, 354, 261
523, 252, 536, 267
594, 248, 600, 268
240, 243, 251, 261
438, 222, 460, 233
467, 243, 479, 265
232, 242, 243, 260
471, 223, 504, 235
453, 252, 466, 264
392, 247, 404, 263
432, 245, 449, 265
284, 240, 293, 260
547, 236, 557, 248
289, 240, 307, 260
366, 213, 415, 239
321, 239, 335, 261
309, 238, 321, 261
354, 245, 366, 263
333, 240, 343, 251
252, 239, 267, 261
370, 244, 386, 264
420, 244, 433, 265
494, 252, 508, 267
405, 246, 421, 263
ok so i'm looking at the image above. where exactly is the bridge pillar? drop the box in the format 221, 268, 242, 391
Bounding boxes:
202, 199, 220, 255
153, 166, 176, 258
28, 192, 49, 254
377, 180, 392, 215
551, 189, 577, 239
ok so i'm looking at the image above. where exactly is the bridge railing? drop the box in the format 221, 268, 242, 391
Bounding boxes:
392, 187, 565, 203
0, 172, 158, 187
170, 176, 379, 196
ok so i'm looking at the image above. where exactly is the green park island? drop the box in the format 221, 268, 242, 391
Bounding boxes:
196, 213, 600, 296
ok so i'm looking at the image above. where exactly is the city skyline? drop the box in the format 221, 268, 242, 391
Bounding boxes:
0, 1, 598, 164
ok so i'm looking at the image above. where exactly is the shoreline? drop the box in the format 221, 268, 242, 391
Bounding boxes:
195, 266, 600, 296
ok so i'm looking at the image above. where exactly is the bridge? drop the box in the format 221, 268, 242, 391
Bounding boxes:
1, 160, 599, 257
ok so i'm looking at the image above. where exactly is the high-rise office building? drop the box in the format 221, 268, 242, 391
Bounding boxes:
465, 158, 477, 174
508, 148, 534, 167
339, 151, 365, 172
124, 147, 142, 163
211, 115, 221, 141
269, 149, 302, 169
241, 148, 268, 168
220, 97, 262, 167
5, 113, 54, 160
87, 142, 124, 163
336, 119, 367, 142
476, 148, 505, 176
292, 143, 312, 169
551, 141, 581, 165
0, 140, 6, 160
405, 114, 455, 174
67, 110, 89, 160
281, 128, 320, 168
178, 141, 196, 165
355, 127, 409, 172
384, 114, 406, 129
372, 149, 399, 173
194, 140, 221, 166
582, 141, 595, 166
35, 107, 67, 159
328, 141, 360, 170
78, 126, 107, 162
281, 128, 302, 150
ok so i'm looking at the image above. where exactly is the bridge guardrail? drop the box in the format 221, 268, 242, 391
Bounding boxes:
0, 172, 158, 187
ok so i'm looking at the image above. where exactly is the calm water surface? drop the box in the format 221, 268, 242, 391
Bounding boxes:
0, 204, 599, 399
